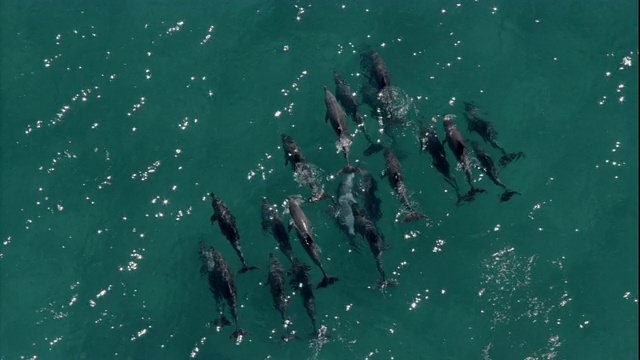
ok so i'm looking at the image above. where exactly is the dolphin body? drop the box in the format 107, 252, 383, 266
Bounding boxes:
210, 193, 258, 273
333, 70, 365, 128
288, 258, 322, 338
463, 101, 524, 168
330, 173, 360, 250
286, 196, 339, 289
359, 47, 403, 124
266, 254, 289, 323
357, 169, 383, 223
199, 241, 248, 340
382, 148, 426, 222
359, 48, 391, 92
324, 86, 359, 175
261, 197, 295, 265
419, 121, 461, 197
351, 203, 398, 288
281, 133, 307, 171
442, 115, 487, 203
470, 140, 521, 202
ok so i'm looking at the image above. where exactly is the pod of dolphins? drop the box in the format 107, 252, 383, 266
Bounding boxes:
198, 45, 524, 343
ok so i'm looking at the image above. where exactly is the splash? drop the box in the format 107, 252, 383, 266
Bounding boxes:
293, 163, 326, 196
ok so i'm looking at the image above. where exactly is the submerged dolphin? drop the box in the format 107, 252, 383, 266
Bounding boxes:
419, 121, 461, 198
382, 148, 426, 222
463, 101, 524, 168
329, 173, 360, 250
199, 241, 248, 341
351, 203, 397, 288
288, 258, 326, 339
266, 254, 289, 323
261, 197, 295, 265
356, 169, 383, 223
470, 140, 520, 202
442, 115, 487, 203
333, 70, 365, 127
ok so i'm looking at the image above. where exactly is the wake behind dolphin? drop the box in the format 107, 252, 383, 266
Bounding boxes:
281, 133, 331, 202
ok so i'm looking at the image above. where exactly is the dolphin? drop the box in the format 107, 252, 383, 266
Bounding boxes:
333, 70, 365, 127
360, 47, 392, 92
200, 241, 248, 340
418, 121, 461, 197
359, 47, 402, 131
470, 140, 521, 202
261, 197, 295, 264
351, 203, 398, 288
288, 258, 321, 338
442, 116, 487, 203
463, 101, 524, 168
199, 241, 230, 327
266, 253, 289, 323
381, 148, 426, 222
356, 169, 383, 223
324, 86, 359, 174
209, 193, 259, 273
329, 173, 360, 250
286, 196, 339, 288
281, 133, 307, 171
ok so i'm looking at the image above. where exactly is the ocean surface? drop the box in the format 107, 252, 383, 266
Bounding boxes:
1, 1, 638, 359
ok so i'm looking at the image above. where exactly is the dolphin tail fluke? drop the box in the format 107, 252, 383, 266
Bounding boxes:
238, 264, 260, 274
401, 212, 426, 223
211, 316, 231, 328
317, 276, 339, 289
499, 189, 521, 203
364, 143, 385, 156
456, 187, 487, 205
472, 187, 487, 194
499, 152, 524, 168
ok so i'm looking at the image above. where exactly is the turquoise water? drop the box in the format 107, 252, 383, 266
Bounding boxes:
1, 1, 637, 359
